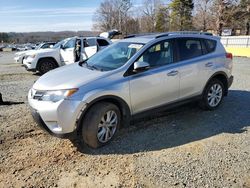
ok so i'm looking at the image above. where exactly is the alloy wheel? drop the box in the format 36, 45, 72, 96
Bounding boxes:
97, 110, 118, 143
207, 83, 223, 107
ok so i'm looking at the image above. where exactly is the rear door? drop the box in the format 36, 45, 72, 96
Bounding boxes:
176, 37, 212, 99
84, 38, 98, 58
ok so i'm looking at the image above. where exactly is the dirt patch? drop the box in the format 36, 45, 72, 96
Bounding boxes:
0, 53, 250, 187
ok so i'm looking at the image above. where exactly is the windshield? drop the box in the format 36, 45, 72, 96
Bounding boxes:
85, 42, 144, 71
52, 39, 69, 49
35, 43, 43, 50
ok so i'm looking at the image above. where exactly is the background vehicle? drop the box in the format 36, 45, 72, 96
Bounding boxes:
28, 32, 233, 148
23, 36, 111, 74
14, 42, 56, 64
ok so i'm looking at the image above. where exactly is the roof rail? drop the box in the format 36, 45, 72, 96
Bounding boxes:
124, 33, 158, 38
155, 31, 213, 38
124, 31, 213, 39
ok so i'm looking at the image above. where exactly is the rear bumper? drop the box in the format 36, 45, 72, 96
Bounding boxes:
228, 75, 234, 88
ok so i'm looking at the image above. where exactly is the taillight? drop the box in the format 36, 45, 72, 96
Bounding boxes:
226, 52, 233, 60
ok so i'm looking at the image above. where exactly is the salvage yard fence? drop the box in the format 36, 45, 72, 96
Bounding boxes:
221, 36, 250, 47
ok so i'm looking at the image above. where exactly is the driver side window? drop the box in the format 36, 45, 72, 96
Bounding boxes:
63, 39, 75, 49
137, 40, 174, 68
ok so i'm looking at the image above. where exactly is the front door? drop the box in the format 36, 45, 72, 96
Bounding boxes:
60, 38, 76, 65
129, 40, 180, 114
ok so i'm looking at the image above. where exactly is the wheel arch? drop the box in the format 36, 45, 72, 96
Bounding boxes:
36, 57, 59, 69
76, 95, 131, 134
204, 71, 229, 96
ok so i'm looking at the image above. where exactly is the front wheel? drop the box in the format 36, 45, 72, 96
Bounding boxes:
81, 102, 121, 148
200, 79, 225, 110
37, 59, 57, 75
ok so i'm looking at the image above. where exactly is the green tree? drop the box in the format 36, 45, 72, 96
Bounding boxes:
169, 0, 194, 31
155, 6, 170, 32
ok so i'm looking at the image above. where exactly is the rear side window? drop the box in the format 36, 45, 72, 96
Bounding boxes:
86, 38, 96, 47
204, 39, 217, 53
97, 39, 110, 46
176, 38, 203, 61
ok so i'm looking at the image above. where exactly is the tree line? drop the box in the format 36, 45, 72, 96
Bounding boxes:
93, 0, 250, 36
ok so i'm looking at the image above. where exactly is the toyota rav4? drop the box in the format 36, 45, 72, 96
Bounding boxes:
28, 32, 233, 148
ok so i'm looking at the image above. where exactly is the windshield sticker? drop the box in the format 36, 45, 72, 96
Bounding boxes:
128, 44, 143, 49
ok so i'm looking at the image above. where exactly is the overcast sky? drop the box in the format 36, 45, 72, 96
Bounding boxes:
0, 0, 142, 32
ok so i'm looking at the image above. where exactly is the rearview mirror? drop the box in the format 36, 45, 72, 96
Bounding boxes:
133, 61, 150, 72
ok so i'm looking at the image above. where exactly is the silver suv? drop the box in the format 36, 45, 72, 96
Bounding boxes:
28, 32, 234, 148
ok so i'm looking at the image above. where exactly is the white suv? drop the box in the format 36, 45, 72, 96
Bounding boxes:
23, 36, 111, 74
28, 32, 233, 148
14, 42, 56, 64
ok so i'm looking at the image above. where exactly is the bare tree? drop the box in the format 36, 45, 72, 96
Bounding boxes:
93, 0, 118, 31
193, 0, 213, 31
210, 0, 238, 35
93, 0, 132, 35
141, 0, 162, 32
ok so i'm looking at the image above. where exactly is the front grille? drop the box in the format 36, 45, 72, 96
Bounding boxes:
31, 89, 44, 100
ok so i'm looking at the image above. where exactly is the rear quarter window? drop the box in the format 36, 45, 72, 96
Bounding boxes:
204, 39, 217, 53
97, 39, 110, 46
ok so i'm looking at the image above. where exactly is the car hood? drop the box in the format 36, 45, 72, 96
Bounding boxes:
15, 50, 34, 56
26, 48, 57, 55
33, 63, 107, 90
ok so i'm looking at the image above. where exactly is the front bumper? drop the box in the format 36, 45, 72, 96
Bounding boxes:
23, 57, 37, 71
14, 56, 20, 63
28, 90, 86, 136
22, 64, 36, 72
30, 108, 76, 139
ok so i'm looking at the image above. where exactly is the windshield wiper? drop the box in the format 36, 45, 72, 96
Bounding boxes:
79, 60, 103, 71
78, 59, 88, 67
90, 65, 103, 71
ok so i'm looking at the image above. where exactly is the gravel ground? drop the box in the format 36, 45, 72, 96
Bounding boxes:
0, 52, 249, 188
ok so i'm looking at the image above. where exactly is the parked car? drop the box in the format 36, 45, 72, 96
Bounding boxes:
22, 36, 111, 74
28, 32, 233, 148
14, 42, 56, 64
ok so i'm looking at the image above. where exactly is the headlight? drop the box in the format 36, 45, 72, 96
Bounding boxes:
28, 54, 36, 59
33, 88, 78, 102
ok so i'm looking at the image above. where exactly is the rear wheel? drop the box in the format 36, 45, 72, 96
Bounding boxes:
200, 79, 225, 110
37, 58, 57, 75
81, 102, 121, 148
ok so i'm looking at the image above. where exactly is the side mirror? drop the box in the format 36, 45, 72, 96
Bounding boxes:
60, 44, 65, 49
49, 45, 53, 48
133, 61, 149, 72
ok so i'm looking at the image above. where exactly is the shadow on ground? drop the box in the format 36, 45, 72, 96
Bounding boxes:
72, 90, 250, 154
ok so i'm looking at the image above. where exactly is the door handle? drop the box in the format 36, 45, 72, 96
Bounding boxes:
205, 62, 213, 67
167, 70, 179, 76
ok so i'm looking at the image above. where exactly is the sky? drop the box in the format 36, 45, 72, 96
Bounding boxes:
0, 0, 142, 32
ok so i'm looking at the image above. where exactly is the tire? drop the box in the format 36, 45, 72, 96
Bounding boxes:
80, 102, 121, 148
21, 57, 25, 64
37, 58, 57, 75
200, 79, 225, 110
